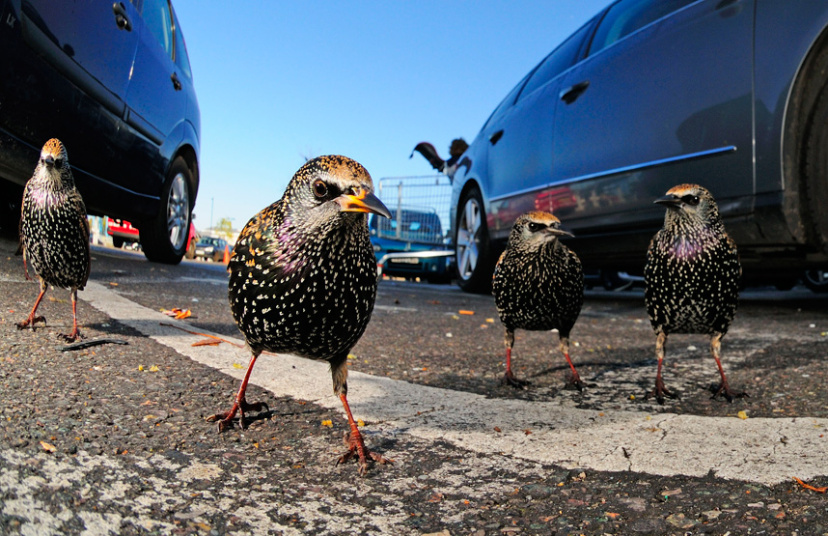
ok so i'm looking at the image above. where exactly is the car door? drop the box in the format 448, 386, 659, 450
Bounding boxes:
14, 0, 140, 180
551, 0, 755, 233
19, 0, 138, 111
125, 0, 187, 145
484, 22, 594, 236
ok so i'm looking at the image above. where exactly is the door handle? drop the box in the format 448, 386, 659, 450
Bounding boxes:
559, 80, 590, 104
171, 72, 182, 91
489, 130, 504, 145
112, 2, 131, 31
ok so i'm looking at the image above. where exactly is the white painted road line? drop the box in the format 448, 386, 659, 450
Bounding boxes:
82, 280, 828, 486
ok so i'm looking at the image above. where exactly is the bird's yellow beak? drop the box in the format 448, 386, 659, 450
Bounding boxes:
336, 188, 392, 219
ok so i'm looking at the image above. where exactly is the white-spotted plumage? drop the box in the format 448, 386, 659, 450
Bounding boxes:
17, 138, 90, 342
493, 211, 585, 389
213, 155, 393, 475
644, 183, 745, 403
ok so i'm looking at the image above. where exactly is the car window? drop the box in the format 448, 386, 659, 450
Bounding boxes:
481, 72, 531, 131
588, 0, 698, 56
141, 0, 173, 58
172, 10, 193, 80
517, 22, 593, 101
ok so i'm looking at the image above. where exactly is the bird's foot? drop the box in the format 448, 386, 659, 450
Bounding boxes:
207, 399, 269, 432
645, 379, 680, 405
337, 431, 392, 476
710, 383, 749, 403
563, 373, 592, 392
59, 329, 83, 343
500, 371, 530, 389
16, 315, 46, 331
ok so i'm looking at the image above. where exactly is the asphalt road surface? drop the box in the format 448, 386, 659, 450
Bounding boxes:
1, 235, 828, 535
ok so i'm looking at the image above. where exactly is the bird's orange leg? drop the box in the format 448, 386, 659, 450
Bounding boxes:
207, 351, 268, 431
560, 335, 586, 391
501, 329, 528, 388
59, 288, 83, 342
336, 393, 391, 475
16, 282, 47, 331
709, 333, 748, 402
647, 332, 679, 404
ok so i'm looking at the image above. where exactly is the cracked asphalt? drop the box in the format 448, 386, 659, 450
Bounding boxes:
1, 234, 828, 535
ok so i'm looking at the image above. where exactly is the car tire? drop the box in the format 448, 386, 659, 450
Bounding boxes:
454, 185, 495, 293
112, 236, 125, 249
803, 84, 828, 254
0, 181, 22, 237
803, 269, 828, 293
140, 157, 192, 265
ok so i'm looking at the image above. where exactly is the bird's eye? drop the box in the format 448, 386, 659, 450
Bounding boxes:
312, 179, 328, 198
54, 158, 64, 167
681, 194, 700, 206
528, 222, 545, 233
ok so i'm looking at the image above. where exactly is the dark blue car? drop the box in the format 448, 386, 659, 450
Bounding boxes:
371, 209, 453, 284
0, 0, 200, 264
451, 0, 828, 292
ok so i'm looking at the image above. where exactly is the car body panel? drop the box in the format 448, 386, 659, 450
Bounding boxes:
0, 0, 200, 226
451, 0, 828, 278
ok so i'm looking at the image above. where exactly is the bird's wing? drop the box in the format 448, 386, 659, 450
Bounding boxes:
724, 233, 742, 277
71, 190, 91, 287
410, 142, 446, 171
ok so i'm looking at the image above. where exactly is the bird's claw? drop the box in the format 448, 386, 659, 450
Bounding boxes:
207, 400, 269, 432
564, 374, 592, 392
710, 383, 748, 403
646, 379, 680, 404
337, 431, 392, 476
59, 329, 83, 343
500, 372, 530, 389
16, 315, 46, 331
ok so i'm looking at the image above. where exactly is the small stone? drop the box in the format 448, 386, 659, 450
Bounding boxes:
660, 487, 682, 497
701, 510, 721, 521
620, 497, 647, 512
665, 513, 696, 529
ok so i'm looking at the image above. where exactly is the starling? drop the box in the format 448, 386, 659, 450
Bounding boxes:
644, 183, 746, 403
17, 138, 90, 342
492, 211, 585, 389
210, 155, 392, 474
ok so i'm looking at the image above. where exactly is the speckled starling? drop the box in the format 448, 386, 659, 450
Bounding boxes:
209, 155, 392, 474
17, 138, 90, 342
493, 211, 585, 389
644, 184, 746, 403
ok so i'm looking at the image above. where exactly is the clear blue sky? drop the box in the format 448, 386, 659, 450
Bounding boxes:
172, 1, 609, 231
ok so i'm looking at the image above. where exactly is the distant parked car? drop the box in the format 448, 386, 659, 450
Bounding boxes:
107, 218, 141, 249
370, 209, 452, 283
194, 236, 228, 262
107, 217, 197, 257
451, 0, 828, 292
0, 0, 200, 265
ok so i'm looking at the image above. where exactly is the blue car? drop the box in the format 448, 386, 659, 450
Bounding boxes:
0, 0, 200, 264
451, 0, 828, 292
371, 209, 453, 284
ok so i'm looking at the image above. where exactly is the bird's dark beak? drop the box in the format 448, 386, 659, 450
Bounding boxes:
43, 155, 55, 167
336, 188, 392, 219
654, 195, 681, 209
